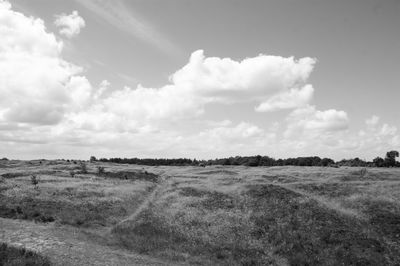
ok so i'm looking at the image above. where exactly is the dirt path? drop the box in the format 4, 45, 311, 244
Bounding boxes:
0, 173, 175, 265
114, 175, 168, 229
0, 217, 172, 265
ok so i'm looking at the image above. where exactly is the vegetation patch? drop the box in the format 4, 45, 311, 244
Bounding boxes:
112, 205, 276, 265
2, 161, 400, 265
178, 186, 210, 197
342, 197, 400, 243
1, 172, 27, 179
112, 184, 280, 265
0, 243, 51, 266
245, 184, 396, 265
101, 170, 159, 182
179, 186, 236, 210
294, 182, 362, 197
261, 174, 299, 183
197, 169, 238, 175
1, 170, 58, 179
0, 194, 127, 226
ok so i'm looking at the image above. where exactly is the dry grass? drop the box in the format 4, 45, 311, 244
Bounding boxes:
0, 161, 157, 227
110, 166, 400, 265
2, 161, 400, 264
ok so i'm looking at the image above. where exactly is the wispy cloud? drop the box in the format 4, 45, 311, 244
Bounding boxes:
75, 0, 181, 56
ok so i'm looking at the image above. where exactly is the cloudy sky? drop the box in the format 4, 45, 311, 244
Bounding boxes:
1, 0, 399, 160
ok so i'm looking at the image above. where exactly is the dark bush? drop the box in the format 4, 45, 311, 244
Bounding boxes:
31, 175, 39, 186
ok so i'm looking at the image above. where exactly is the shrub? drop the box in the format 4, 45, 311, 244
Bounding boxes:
80, 162, 88, 174
31, 175, 39, 187
97, 166, 105, 175
70, 171, 75, 178
359, 168, 367, 178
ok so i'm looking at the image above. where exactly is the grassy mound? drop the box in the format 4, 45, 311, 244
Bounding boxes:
112, 185, 280, 265
245, 184, 395, 265
0, 194, 127, 226
113, 182, 400, 265
0, 171, 155, 227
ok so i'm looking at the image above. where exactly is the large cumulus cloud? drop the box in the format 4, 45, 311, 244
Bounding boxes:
0, 1, 87, 125
0, 1, 398, 160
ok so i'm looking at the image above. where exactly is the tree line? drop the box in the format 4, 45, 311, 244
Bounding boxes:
91, 150, 399, 168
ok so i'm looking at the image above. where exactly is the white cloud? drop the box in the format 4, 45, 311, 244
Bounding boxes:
278, 110, 399, 160
0, 1, 83, 125
65, 76, 93, 110
0, 1, 318, 132
179, 122, 277, 158
351, 119, 399, 157
366, 115, 380, 127
94, 80, 111, 99
379, 123, 397, 137
171, 50, 316, 107
0, 1, 62, 56
255, 84, 314, 112
54, 10, 85, 38
200, 122, 265, 140
285, 105, 349, 138
65, 50, 317, 130
102, 84, 202, 121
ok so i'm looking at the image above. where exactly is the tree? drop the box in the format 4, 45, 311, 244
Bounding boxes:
247, 156, 260, 167
373, 157, 385, 167
90, 156, 97, 162
321, 158, 334, 167
385, 150, 399, 167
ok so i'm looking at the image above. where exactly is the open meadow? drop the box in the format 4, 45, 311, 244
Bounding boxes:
1, 160, 400, 265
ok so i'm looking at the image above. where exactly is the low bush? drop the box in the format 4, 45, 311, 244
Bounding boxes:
79, 163, 87, 174
31, 175, 39, 187
360, 167, 367, 177
97, 166, 105, 175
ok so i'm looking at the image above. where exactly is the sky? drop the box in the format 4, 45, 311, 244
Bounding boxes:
0, 0, 399, 160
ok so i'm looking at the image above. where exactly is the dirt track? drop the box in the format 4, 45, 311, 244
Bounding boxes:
0, 217, 171, 266
0, 168, 174, 265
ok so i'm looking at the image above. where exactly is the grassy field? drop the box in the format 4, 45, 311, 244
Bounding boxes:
1, 160, 400, 265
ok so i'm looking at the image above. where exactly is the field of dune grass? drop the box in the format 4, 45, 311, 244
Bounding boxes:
1, 159, 400, 265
